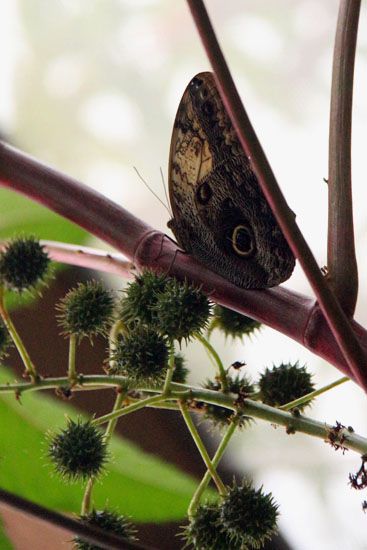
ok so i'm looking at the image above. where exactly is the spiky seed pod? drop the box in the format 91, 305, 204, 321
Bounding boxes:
48, 418, 108, 481
182, 503, 236, 550
171, 353, 189, 383
56, 281, 114, 341
154, 279, 211, 342
210, 305, 261, 340
119, 270, 167, 326
0, 321, 12, 361
109, 326, 169, 386
220, 480, 279, 549
74, 509, 137, 550
258, 362, 314, 410
0, 236, 50, 292
202, 375, 254, 431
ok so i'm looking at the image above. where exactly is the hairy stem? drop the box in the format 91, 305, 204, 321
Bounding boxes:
92, 394, 164, 426
67, 334, 77, 384
0, 287, 37, 380
280, 376, 350, 411
0, 372, 365, 453
188, 420, 237, 518
186, 0, 367, 390
178, 400, 227, 496
328, 0, 360, 316
195, 333, 228, 391
81, 390, 125, 515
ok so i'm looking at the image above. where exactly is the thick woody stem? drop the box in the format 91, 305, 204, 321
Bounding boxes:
0, 142, 153, 258
0, 141, 365, 380
186, 0, 367, 390
328, 0, 360, 316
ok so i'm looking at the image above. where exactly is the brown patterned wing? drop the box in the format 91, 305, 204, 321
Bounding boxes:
168, 72, 295, 289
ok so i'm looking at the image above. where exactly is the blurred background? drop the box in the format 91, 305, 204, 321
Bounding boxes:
1, 1, 367, 549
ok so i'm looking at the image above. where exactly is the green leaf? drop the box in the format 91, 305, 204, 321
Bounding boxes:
0, 189, 87, 243
0, 517, 13, 550
0, 367, 200, 522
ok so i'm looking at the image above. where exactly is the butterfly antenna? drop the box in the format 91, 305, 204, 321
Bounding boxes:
160, 166, 172, 217
133, 167, 171, 215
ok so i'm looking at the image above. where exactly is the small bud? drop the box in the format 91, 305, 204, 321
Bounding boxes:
48, 418, 108, 481
74, 509, 137, 549
154, 279, 211, 342
210, 305, 261, 340
57, 281, 114, 340
220, 480, 279, 548
259, 362, 314, 410
119, 270, 167, 326
203, 374, 254, 430
0, 236, 50, 292
109, 326, 169, 386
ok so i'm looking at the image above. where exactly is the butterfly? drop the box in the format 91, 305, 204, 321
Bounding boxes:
167, 72, 295, 289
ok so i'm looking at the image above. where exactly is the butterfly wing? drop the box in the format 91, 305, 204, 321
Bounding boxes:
168, 72, 295, 289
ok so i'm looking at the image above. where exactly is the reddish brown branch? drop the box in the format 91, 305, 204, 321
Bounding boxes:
328, 0, 360, 315
0, 142, 153, 258
186, 0, 367, 390
0, 141, 361, 381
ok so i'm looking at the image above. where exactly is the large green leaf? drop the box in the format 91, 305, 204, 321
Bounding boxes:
0, 367, 199, 522
0, 188, 87, 243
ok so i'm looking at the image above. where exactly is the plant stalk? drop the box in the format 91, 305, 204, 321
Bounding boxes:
327, 0, 360, 316
178, 400, 227, 496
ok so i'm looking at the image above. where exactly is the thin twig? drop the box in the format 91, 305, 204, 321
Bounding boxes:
186, 0, 367, 390
178, 400, 227, 496
0, 240, 134, 277
328, 0, 360, 316
188, 420, 237, 518
0, 287, 38, 380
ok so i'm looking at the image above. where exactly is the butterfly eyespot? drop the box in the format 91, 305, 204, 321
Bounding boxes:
196, 182, 212, 205
231, 225, 255, 257
191, 77, 203, 90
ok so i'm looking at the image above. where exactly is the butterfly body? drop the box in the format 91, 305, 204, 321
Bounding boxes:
168, 72, 295, 289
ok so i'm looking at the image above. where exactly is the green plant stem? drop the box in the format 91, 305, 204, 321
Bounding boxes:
81, 390, 125, 515
104, 390, 126, 442
67, 334, 77, 384
81, 477, 94, 516
91, 394, 164, 426
280, 376, 350, 411
178, 400, 227, 496
0, 373, 366, 453
188, 420, 237, 518
162, 342, 175, 396
0, 287, 37, 380
195, 332, 228, 391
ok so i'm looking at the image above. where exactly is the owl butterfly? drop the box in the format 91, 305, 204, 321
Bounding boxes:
167, 72, 295, 289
